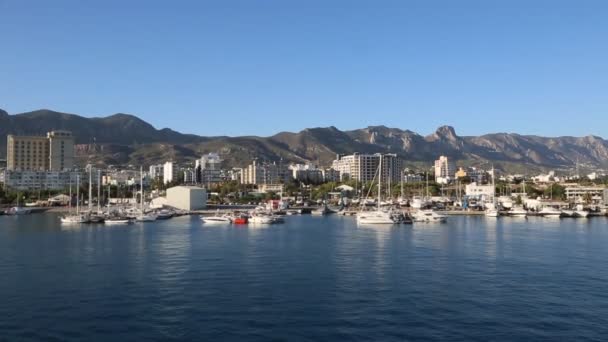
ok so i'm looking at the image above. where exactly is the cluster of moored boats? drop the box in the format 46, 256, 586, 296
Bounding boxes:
201, 209, 289, 225
60, 208, 177, 224
486, 204, 590, 218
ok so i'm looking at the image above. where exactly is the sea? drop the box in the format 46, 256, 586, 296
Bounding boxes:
1, 213, 607, 341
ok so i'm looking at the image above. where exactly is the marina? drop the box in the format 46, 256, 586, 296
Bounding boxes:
2, 213, 608, 340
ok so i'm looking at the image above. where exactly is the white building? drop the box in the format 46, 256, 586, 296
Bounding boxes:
163, 161, 178, 185
240, 160, 288, 185
565, 186, 606, 202
166, 186, 207, 210
331, 153, 400, 183
434, 156, 455, 184
149, 164, 163, 180
196, 153, 223, 184
289, 164, 324, 184
465, 182, 495, 199
1, 169, 82, 191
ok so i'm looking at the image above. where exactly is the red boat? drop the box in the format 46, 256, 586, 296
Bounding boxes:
233, 217, 248, 224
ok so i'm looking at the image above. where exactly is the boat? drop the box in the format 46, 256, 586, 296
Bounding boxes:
155, 209, 174, 220
136, 213, 158, 222
201, 215, 232, 224
356, 156, 397, 225
249, 211, 281, 224
135, 167, 157, 222
6, 206, 31, 215
232, 214, 248, 224
508, 206, 527, 217
357, 210, 397, 224
61, 175, 89, 223
311, 204, 335, 216
105, 217, 132, 224
575, 204, 589, 218
561, 209, 576, 218
539, 206, 561, 217
286, 209, 301, 215
411, 210, 448, 223
485, 208, 499, 217
60, 214, 89, 224
485, 167, 500, 218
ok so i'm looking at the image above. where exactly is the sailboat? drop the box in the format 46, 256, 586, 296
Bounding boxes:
136, 167, 157, 222
356, 156, 397, 224
61, 175, 90, 223
485, 166, 499, 217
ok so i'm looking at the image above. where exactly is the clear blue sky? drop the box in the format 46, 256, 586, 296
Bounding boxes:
1, 0, 606, 137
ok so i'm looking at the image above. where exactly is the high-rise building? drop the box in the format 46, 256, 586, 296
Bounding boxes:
195, 153, 222, 184
47, 130, 75, 171
163, 161, 178, 185
331, 153, 401, 183
6, 130, 74, 171
240, 160, 288, 185
434, 156, 455, 184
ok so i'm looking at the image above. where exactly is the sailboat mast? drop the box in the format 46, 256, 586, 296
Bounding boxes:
97, 170, 101, 213
88, 166, 93, 212
140, 166, 144, 212
76, 175, 80, 215
377, 155, 382, 210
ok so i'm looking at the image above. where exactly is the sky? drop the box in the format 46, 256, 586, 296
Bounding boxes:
1, 0, 607, 137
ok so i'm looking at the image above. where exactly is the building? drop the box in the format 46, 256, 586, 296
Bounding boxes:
331, 153, 401, 183
322, 168, 340, 183
434, 156, 455, 184
7, 130, 74, 171
149, 164, 163, 180
1, 169, 83, 191
240, 160, 288, 185
564, 186, 606, 202
258, 184, 284, 193
289, 164, 324, 184
195, 153, 223, 184
163, 161, 178, 185
465, 182, 495, 199
166, 186, 207, 210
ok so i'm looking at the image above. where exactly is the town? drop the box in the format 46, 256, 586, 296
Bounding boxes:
1, 129, 607, 222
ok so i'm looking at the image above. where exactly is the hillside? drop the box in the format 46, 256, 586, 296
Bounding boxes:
1, 109, 607, 172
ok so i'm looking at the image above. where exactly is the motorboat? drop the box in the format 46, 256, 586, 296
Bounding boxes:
411, 210, 448, 223
136, 213, 158, 222
155, 209, 174, 220
5, 207, 31, 215
485, 208, 499, 217
561, 209, 576, 218
356, 210, 396, 224
60, 214, 89, 224
105, 217, 132, 224
575, 204, 589, 218
539, 206, 561, 217
201, 215, 232, 224
249, 211, 281, 224
508, 206, 527, 217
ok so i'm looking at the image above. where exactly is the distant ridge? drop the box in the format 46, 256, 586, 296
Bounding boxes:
1, 108, 607, 171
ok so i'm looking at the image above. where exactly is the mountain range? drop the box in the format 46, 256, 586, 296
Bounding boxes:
1, 109, 607, 173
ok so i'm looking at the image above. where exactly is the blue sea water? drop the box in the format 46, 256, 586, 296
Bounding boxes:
1, 214, 608, 341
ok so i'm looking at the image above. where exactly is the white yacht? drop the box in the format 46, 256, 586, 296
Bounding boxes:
60, 214, 89, 224
201, 215, 232, 224
485, 208, 499, 217
539, 206, 561, 217
356, 210, 396, 224
136, 213, 158, 222
508, 206, 527, 217
411, 210, 448, 223
105, 217, 132, 224
561, 209, 576, 217
249, 212, 279, 224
